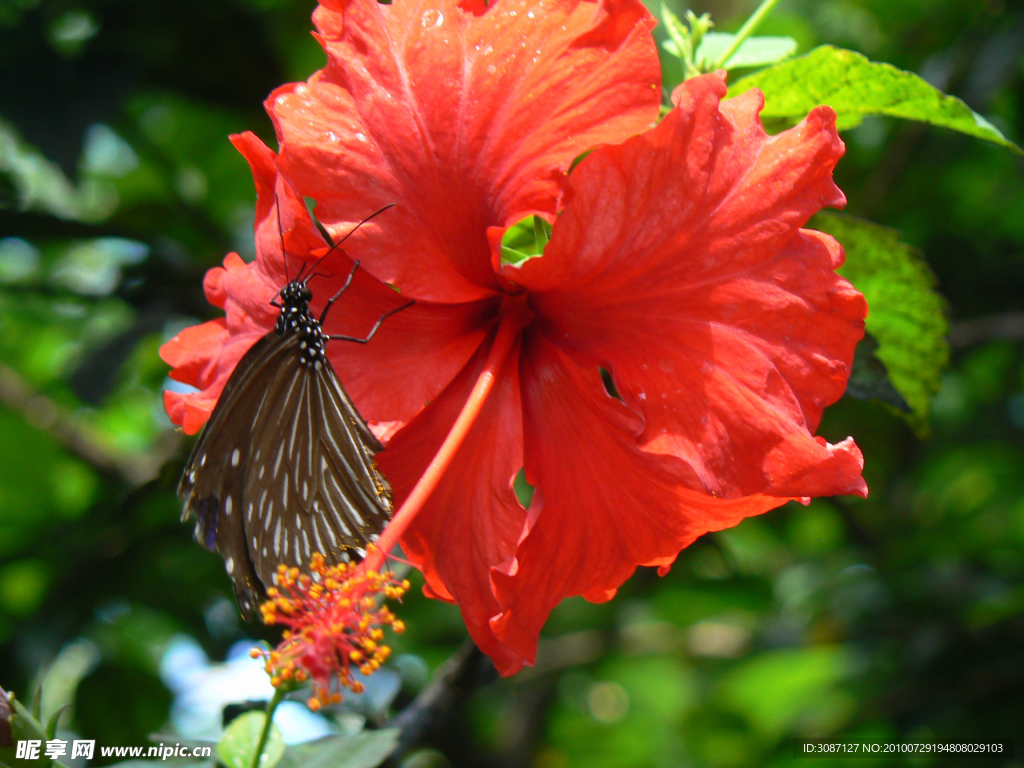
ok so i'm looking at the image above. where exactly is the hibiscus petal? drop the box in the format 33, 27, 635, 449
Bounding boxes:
161, 132, 487, 431
490, 332, 788, 665
511, 72, 867, 499
268, 0, 661, 303
159, 318, 263, 435
232, 131, 334, 291
377, 331, 528, 674
325, 295, 500, 424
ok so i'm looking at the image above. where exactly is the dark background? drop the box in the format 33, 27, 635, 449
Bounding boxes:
1, 0, 1023, 765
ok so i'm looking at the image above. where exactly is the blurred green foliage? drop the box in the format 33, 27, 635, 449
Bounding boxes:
2, 0, 1024, 767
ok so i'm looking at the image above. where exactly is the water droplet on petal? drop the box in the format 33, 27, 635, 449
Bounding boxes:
421, 9, 443, 26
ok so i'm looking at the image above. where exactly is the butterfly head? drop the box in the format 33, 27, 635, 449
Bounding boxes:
279, 280, 313, 307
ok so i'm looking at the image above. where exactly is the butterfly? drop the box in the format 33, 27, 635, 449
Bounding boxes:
177, 206, 412, 619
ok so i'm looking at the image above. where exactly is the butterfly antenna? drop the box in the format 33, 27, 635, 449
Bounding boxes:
302, 204, 396, 286
275, 190, 291, 285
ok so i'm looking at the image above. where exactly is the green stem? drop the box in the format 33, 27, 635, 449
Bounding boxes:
250, 688, 284, 768
713, 0, 782, 69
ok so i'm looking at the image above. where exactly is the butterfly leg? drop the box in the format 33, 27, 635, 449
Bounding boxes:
319, 260, 361, 323
328, 299, 415, 344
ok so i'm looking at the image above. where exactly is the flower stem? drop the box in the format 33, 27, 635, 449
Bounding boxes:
713, 0, 782, 69
250, 688, 284, 768
366, 304, 527, 572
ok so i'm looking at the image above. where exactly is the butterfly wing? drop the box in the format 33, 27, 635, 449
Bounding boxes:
179, 331, 394, 620
244, 360, 393, 589
178, 332, 295, 618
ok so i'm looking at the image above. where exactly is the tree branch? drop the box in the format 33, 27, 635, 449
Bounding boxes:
948, 311, 1024, 349
385, 639, 492, 763
0, 361, 180, 486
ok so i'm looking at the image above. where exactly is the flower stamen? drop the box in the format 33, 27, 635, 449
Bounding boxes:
252, 552, 409, 709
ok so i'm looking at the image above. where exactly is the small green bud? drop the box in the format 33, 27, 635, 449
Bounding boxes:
0, 686, 13, 747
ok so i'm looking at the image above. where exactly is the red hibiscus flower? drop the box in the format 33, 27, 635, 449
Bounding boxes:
162, 0, 867, 678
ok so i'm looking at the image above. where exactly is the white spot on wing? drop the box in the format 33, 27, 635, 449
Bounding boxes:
274, 443, 285, 478
311, 521, 325, 555
231, 448, 240, 467
329, 507, 352, 536
225, 496, 233, 515
225, 557, 234, 573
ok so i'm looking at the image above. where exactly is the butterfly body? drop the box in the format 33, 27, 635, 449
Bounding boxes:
178, 277, 393, 620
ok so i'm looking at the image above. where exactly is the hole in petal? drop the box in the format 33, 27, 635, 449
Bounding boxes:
305, 197, 335, 247
513, 468, 535, 509
500, 215, 552, 266
599, 367, 623, 401
568, 149, 593, 174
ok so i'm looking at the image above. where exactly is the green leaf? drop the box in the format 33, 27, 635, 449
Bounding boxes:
44, 706, 70, 741
148, 734, 218, 752
0, 749, 42, 768
845, 333, 911, 413
38, 640, 100, 727
9, 698, 46, 742
659, 5, 692, 64
814, 212, 949, 432
532, 216, 552, 252
695, 33, 796, 70
718, 645, 854, 737
0, 698, 49, 768
658, 6, 712, 80
275, 730, 400, 768
513, 468, 535, 510
728, 45, 1022, 153
216, 713, 284, 768
500, 215, 550, 266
